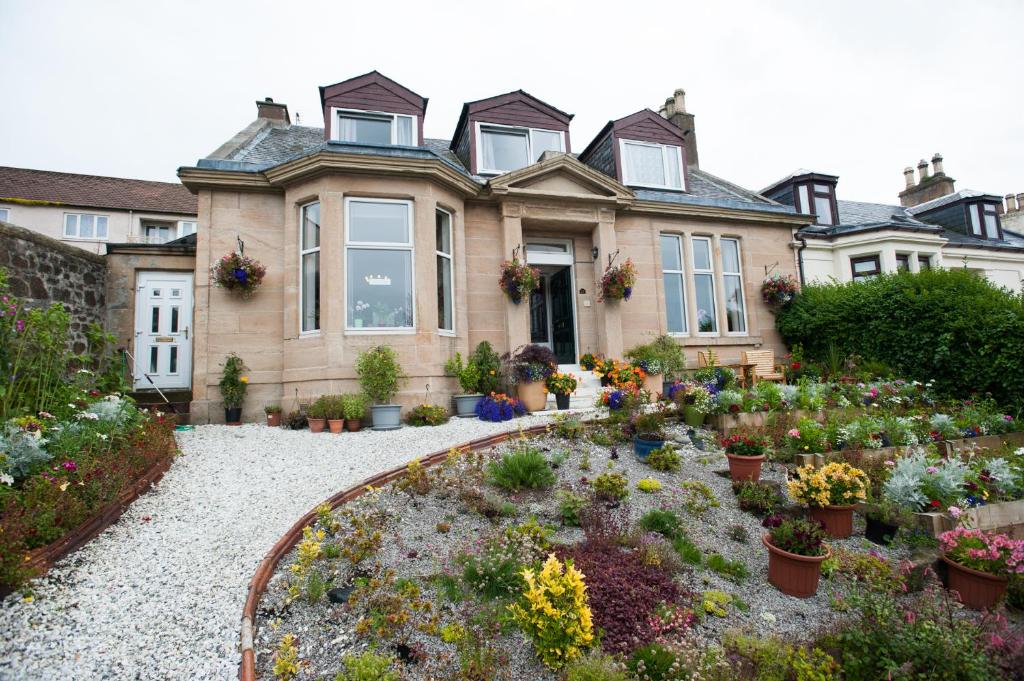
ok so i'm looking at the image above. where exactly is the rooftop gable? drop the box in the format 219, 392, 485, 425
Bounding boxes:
450, 89, 574, 152
318, 70, 427, 113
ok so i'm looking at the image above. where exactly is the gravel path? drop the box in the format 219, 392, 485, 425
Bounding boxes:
0, 414, 577, 681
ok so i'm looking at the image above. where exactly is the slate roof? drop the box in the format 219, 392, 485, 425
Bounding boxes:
0, 166, 197, 215
906, 189, 995, 215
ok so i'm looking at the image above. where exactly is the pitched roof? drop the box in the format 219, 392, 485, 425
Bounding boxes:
905, 189, 999, 215
0, 166, 197, 215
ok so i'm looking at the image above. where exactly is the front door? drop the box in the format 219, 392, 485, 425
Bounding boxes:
549, 267, 575, 364
134, 272, 193, 390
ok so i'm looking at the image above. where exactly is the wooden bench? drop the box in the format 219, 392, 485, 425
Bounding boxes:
741, 350, 786, 385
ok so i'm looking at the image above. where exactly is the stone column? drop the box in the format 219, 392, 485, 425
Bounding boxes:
591, 215, 623, 358
500, 201, 529, 353
321, 190, 345, 366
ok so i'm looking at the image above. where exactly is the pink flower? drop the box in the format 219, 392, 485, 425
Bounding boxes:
787, 429, 801, 438
947, 506, 962, 519
926, 466, 939, 474
884, 460, 895, 466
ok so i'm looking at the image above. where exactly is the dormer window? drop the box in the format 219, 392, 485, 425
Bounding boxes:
966, 201, 1001, 239
334, 109, 416, 146
619, 139, 684, 190
476, 124, 565, 174
795, 182, 837, 225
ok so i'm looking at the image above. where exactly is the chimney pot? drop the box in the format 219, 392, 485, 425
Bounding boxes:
256, 97, 290, 124
903, 167, 915, 189
1006, 194, 1017, 213
1016, 193, 1024, 211
931, 153, 944, 176
661, 96, 675, 118
917, 159, 930, 183
673, 88, 687, 114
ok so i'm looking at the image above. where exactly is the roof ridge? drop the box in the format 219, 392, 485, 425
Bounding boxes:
0, 165, 184, 187
691, 168, 772, 204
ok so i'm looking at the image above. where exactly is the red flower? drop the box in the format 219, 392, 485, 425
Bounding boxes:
930, 500, 941, 508
791, 362, 801, 370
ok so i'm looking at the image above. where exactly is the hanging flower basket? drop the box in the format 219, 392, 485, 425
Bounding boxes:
211, 251, 266, 298
761, 273, 799, 308
499, 258, 540, 304
598, 258, 637, 302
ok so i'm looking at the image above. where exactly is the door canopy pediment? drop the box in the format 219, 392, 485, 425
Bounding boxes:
485, 153, 634, 207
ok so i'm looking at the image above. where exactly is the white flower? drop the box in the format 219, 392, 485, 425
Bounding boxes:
75, 412, 100, 421
0, 473, 13, 486
96, 433, 109, 441
76, 369, 93, 375
760, 611, 776, 624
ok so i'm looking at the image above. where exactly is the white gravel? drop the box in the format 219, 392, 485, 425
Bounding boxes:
0, 413, 580, 680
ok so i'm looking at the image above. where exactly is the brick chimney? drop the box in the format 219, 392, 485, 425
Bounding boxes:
898, 153, 956, 207
256, 97, 290, 124
658, 88, 698, 168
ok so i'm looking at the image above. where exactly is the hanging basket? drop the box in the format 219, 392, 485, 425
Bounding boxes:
211, 251, 266, 298
598, 258, 637, 302
761, 273, 799, 309
499, 258, 540, 304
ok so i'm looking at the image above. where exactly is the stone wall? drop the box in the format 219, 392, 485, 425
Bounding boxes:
0, 220, 106, 352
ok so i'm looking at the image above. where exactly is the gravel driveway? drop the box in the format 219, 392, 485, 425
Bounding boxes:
0, 415, 568, 680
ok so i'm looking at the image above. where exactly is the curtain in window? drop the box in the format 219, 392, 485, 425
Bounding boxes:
625, 143, 666, 186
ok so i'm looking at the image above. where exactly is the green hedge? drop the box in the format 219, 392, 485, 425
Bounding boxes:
775, 269, 1024, 410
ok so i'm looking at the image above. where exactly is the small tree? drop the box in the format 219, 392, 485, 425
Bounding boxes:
470, 341, 503, 394
219, 354, 247, 408
444, 352, 482, 394
355, 345, 407, 404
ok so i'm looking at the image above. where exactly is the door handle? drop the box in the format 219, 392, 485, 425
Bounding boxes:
183, 326, 189, 340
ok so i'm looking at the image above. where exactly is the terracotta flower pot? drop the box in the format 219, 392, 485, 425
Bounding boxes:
763, 533, 831, 598
308, 417, 326, 433
726, 453, 765, 482
516, 380, 547, 413
809, 504, 857, 539
642, 372, 664, 399
328, 419, 345, 434
942, 555, 1009, 609
266, 412, 281, 427
346, 419, 362, 432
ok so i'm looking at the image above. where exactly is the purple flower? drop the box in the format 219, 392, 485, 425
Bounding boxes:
15, 319, 26, 333
233, 268, 248, 283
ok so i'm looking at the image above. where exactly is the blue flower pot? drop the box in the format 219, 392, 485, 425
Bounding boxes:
634, 436, 665, 460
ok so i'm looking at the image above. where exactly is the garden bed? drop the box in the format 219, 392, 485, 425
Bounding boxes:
915, 499, 1024, 539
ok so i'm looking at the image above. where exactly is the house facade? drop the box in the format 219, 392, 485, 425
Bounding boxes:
178, 73, 809, 423
762, 157, 1024, 291
0, 166, 198, 255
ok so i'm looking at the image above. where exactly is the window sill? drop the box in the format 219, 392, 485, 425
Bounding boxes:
438, 330, 456, 338
298, 330, 321, 339
626, 182, 686, 193
344, 328, 417, 336
63, 236, 109, 242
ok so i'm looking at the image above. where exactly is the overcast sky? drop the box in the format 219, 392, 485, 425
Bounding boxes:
1, 0, 1020, 204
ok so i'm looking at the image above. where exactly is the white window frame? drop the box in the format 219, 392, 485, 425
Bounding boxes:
435, 207, 455, 336
63, 212, 109, 241
618, 138, 686, 191
690, 236, 719, 336
0, 207, 9, 222
344, 196, 416, 334
660, 233, 689, 336
475, 122, 566, 175
299, 201, 321, 336
331, 107, 418, 146
720, 237, 748, 336
176, 220, 197, 238
142, 221, 176, 244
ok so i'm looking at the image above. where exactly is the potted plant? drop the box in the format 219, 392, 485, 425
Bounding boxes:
503, 344, 557, 413
264, 404, 282, 427
721, 431, 770, 483
676, 383, 713, 428
593, 357, 616, 387
633, 411, 667, 459
762, 515, 830, 598
307, 396, 329, 433
218, 353, 247, 425
598, 257, 637, 302
625, 342, 665, 398
579, 353, 600, 372
210, 251, 267, 299
356, 345, 407, 431
471, 341, 503, 395
444, 352, 483, 418
342, 393, 368, 432
324, 395, 345, 434
499, 257, 540, 304
649, 335, 686, 396
863, 496, 910, 546
546, 372, 578, 410
939, 527, 1024, 609
475, 393, 526, 422
787, 462, 869, 538
761, 273, 799, 309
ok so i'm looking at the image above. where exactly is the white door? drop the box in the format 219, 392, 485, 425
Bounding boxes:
134, 272, 193, 390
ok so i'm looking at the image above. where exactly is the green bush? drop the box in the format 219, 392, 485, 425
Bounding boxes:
470, 341, 503, 394
341, 393, 368, 420
639, 509, 685, 540
565, 653, 630, 681
355, 345, 407, 404
775, 269, 1024, 409
335, 651, 399, 681
486, 444, 556, 492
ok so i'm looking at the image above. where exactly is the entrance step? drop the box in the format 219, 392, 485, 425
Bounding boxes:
129, 390, 192, 424
546, 368, 603, 409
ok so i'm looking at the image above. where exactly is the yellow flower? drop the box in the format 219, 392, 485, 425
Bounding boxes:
240, 376, 249, 383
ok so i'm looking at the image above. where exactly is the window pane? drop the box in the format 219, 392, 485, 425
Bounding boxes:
435, 211, 451, 254
664, 272, 686, 334
527, 242, 568, 254
339, 115, 392, 145
302, 203, 320, 250
625, 143, 666, 186
64, 214, 76, 237
170, 306, 179, 332
896, 254, 910, 271
79, 214, 94, 238
724, 275, 746, 333
437, 254, 453, 331
692, 238, 712, 271
481, 129, 529, 172
694, 273, 717, 333
814, 195, 833, 225
969, 205, 982, 235
665, 147, 682, 189
396, 116, 413, 145
149, 347, 158, 373
984, 212, 999, 239
179, 221, 196, 236
302, 251, 320, 332
0, 208, 8, 222
169, 347, 178, 374
814, 184, 831, 193
721, 239, 740, 273
918, 255, 931, 270
660, 235, 681, 271
151, 307, 160, 333
797, 185, 810, 213
96, 216, 108, 238
347, 248, 413, 328
349, 201, 409, 243
531, 129, 562, 160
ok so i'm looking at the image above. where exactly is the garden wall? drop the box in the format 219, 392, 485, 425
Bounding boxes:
0, 220, 106, 353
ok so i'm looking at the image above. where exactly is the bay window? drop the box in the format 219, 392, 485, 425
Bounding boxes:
335, 109, 416, 146
436, 208, 453, 334
721, 238, 747, 334
300, 202, 320, 333
477, 123, 565, 174
345, 198, 414, 330
851, 255, 881, 280
660, 234, 688, 334
691, 237, 718, 334
619, 139, 684, 190
64, 213, 108, 240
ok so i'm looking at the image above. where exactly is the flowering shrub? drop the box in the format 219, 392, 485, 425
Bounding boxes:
783, 417, 828, 455
579, 353, 600, 371
939, 527, 1024, 576
508, 554, 595, 668
788, 462, 869, 508
879, 449, 1020, 512
475, 393, 525, 422
406, 404, 449, 427
504, 344, 557, 384
546, 372, 579, 395
210, 250, 266, 297
761, 273, 799, 307
598, 258, 637, 302
763, 515, 828, 556
218, 353, 248, 409
499, 258, 540, 304
636, 478, 662, 493
595, 360, 646, 390
721, 432, 770, 457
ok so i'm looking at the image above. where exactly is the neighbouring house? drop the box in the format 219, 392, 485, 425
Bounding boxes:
0, 166, 198, 255
1002, 193, 1024, 234
761, 156, 1024, 291
177, 73, 809, 423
